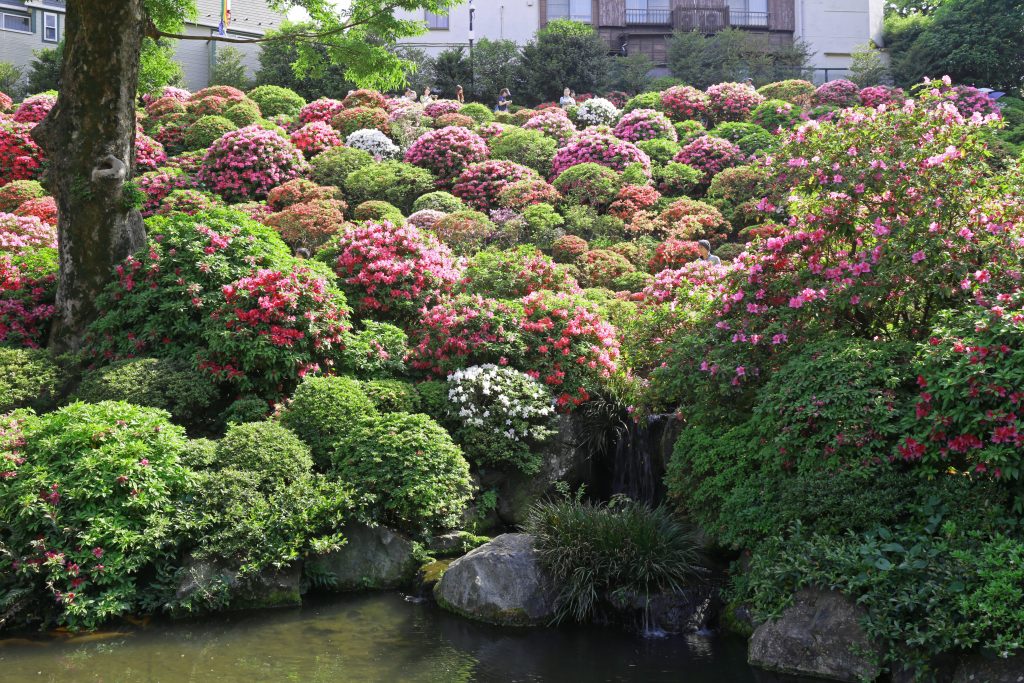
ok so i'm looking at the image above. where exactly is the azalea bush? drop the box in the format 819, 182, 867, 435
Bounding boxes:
290, 121, 343, 158
0, 121, 44, 186
198, 126, 308, 202
705, 82, 764, 123
404, 126, 489, 184
332, 106, 389, 137
263, 198, 348, 251
613, 108, 677, 143
660, 85, 709, 123
672, 135, 745, 185
452, 159, 538, 211
550, 131, 651, 178
574, 97, 620, 127
345, 129, 401, 160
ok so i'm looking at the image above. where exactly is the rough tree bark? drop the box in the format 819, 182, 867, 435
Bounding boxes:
31, 0, 147, 353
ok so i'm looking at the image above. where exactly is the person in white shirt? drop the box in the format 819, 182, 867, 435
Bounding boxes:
559, 87, 576, 109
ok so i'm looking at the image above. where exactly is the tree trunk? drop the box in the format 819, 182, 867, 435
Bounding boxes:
32, 0, 147, 353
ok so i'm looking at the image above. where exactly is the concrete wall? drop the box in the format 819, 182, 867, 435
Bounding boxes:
0, 0, 64, 76
395, 0, 541, 56
794, 0, 885, 80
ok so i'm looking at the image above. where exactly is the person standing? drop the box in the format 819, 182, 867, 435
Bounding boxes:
422, 87, 434, 104
559, 87, 576, 109
495, 88, 511, 113
697, 240, 721, 265
455, 85, 465, 104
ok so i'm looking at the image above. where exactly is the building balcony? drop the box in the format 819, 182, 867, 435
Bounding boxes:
670, 8, 774, 33
729, 10, 769, 28
625, 8, 672, 26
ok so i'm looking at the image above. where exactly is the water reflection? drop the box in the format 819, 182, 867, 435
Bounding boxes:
0, 593, 757, 682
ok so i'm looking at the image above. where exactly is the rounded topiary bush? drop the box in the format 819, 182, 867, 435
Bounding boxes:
552, 162, 622, 210
0, 346, 61, 412
183, 115, 237, 151
550, 131, 650, 178
750, 99, 803, 132
340, 320, 410, 378
360, 378, 420, 413
333, 412, 473, 532
636, 138, 682, 165
0, 180, 46, 213
299, 98, 345, 125
344, 160, 435, 213
0, 120, 45, 185
73, 358, 218, 430
0, 402, 190, 631
198, 125, 308, 202
289, 121, 343, 158
452, 159, 538, 211
488, 127, 558, 177
248, 85, 306, 117
352, 200, 405, 224
342, 89, 388, 110
433, 209, 496, 254
623, 91, 664, 114
522, 109, 578, 146
496, 178, 562, 211
263, 197, 348, 251
705, 82, 764, 123
672, 135, 745, 185
345, 129, 401, 159
404, 126, 490, 185
814, 79, 861, 107
757, 79, 816, 103
613, 108, 677, 143
411, 191, 466, 214
266, 178, 342, 211
280, 375, 378, 469
331, 106, 390, 137
660, 86, 709, 122
459, 102, 495, 124
215, 420, 313, 486
223, 99, 262, 127
309, 145, 375, 188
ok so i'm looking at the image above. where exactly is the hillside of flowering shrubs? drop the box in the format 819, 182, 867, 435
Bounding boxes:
1, 72, 1024, 672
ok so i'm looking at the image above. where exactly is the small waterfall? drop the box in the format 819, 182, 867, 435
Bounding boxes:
610, 414, 676, 506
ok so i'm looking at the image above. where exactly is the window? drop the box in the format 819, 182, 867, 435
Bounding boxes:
0, 12, 31, 33
626, 0, 670, 24
547, 0, 592, 23
728, 0, 768, 27
425, 10, 449, 30
42, 12, 58, 42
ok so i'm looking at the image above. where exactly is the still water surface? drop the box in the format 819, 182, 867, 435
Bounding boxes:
0, 592, 761, 682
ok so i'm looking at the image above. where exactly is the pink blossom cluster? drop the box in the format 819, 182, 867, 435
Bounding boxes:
496, 179, 562, 210
0, 251, 55, 348
660, 86, 709, 122
649, 238, 703, 270
145, 96, 187, 118
134, 132, 167, 172
404, 126, 490, 184
672, 135, 745, 184
549, 131, 651, 179
706, 82, 765, 122
0, 213, 56, 252
289, 121, 343, 158
191, 85, 245, 101
608, 184, 661, 221
642, 261, 732, 303
332, 221, 464, 317
612, 109, 677, 143
342, 89, 388, 110
0, 91, 13, 113
521, 109, 578, 146
410, 295, 524, 376
13, 94, 56, 124
424, 100, 463, 118
332, 106, 390, 136
143, 86, 191, 107
137, 168, 197, 217
452, 160, 539, 210
406, 209, 446, 230
187, 96, 233, 118
814, 79, 861, 107
0, 121, 44, 186
299, 98, 346, 125
858, 85, 905, 109
198, 125, 308, 202
13, 197, 57, 224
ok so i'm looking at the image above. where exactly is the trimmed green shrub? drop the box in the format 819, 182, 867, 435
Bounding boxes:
360, 379, 420, 413
552, 163, 622, 210
73, 358, 219, 430
636, 138, 682, 165
214, 420, 313, 486
352, 200, 405, 224
0, 402, 190, 631
180, 437, 218, 469
411, 191, 466, 214
220, 396, 270, 425
183, 115, 237, 151
654, 162, 702, 197
248, 85, 306, 117
223, 99, 262, 127
309, 145, 375, 188
0, 347, 61, 413
674, 120, 706, 145
622, 91, 664, 114
459, 102, 495, 124
340, 320, 409, 379
415, 380, 450, 424
489, 127, 559, 177
344, 160, 435, 214
333, 412, 472, 532
280, 376, 378, 469
524, 497, 704, 623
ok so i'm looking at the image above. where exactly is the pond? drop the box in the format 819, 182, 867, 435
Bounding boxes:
0, 592, 765, 682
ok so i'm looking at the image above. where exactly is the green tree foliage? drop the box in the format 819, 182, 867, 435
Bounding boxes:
609, 53, 654, 94
849, 42, 892, 87
467, 38, 524, 103
0, 62, 23, 97
519, 20, 610, 104
255, 21, 354, 100
210, 46, 251, 90
667, 29, 811, 88
25, 42, 63, 94
138, 38, 184, 95
431, 47, 472, 97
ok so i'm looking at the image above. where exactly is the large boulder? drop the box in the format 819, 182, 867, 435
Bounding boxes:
434, 533, 556, 626
304, 523, 418, 591
748, 589, 882, 682
953, 655, 1024, 683
173, 559, 302, 615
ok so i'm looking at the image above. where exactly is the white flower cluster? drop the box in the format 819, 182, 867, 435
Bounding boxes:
345, 129, 401, 159
447, 364, 555, 443
574, 97, 621, 127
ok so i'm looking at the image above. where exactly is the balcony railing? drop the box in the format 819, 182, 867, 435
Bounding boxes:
729, 10, 769, 28
673, 7, 728, 33
625, 8, 672, 25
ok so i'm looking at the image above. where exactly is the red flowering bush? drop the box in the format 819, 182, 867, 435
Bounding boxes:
151, 114, 190, 154
263, 198, 348, 251
404, 126, 489, 185
613, 108, 678, 143
0, 249, 57, 348
609, 184, 661, 221
342, 89, 388, 110
267, 178, 341, 211
757, 79, 816, 103
146, 96, 188, 118
136, 168, 196, 217
407, 209, 445, 231
155, 189, 224, 216
410, 294, 526, 376
134, 132, 167, 172
581, 248, 635, 288
550, 131, 651, 179
706, 82, 765, 123
203, 264, 352, 399
551, 235, 589, 263
424, 100, 462, 118
672, 135, 745, 185
0, 91, 12, 113
435, 113, 475, 129
332, 106, 390, 137
0, 180, 45, 213
463, 245, 578, 298
452, 160, 538, 211
649, 238, 703, 270
657, 197, 730, 244
522, 109, 578, 146
0, 120, 44, 185
13, 94, 56, 124
187, 95, 233, 118
496, 178, 562, 210
191, 85, 245, 101
198, 125, 308, 202
432, 210, 495, 254
948, 84, 1000, 117
13, 196, 57, 224
859, 85, 905, 109
299, 98, 346, 125
85, 208, 293, 363
290, 121, 343, 158
330, 221, 463, 319
660, 86, 709, 122
814, 79, 861, 107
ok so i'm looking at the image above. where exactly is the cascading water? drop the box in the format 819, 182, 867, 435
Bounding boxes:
609, 413, 680, 506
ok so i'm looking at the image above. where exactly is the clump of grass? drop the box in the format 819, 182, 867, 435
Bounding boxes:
523, 494, 705, 623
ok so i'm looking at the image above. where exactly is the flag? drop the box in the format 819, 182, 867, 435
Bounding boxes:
218, 0, 232, 36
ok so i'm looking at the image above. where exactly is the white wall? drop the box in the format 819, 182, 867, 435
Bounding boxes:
176, 0, 283, 90
394, 0, 540, 56
794, 0, 886, 81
